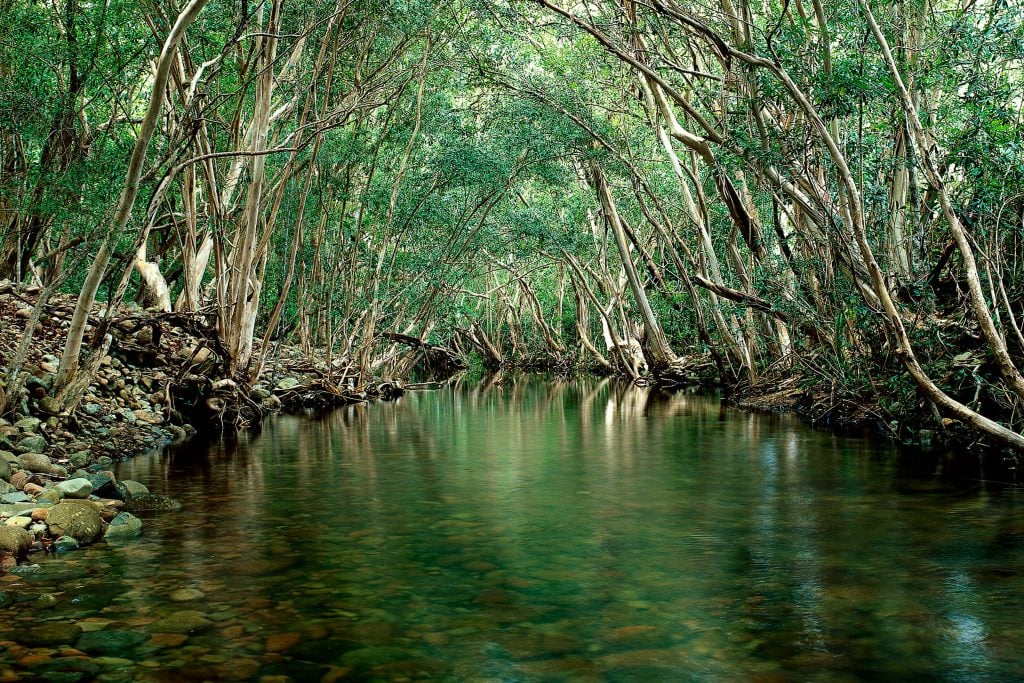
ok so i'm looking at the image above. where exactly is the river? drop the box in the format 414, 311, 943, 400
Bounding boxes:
1, 376, 1023, 681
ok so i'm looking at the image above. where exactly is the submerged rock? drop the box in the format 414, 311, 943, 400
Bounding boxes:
124, 494, 182, 512
21, 622, 83, 647
341, 646, 417, 669
104, 512, 143, 540
75, 630, 148, 655
151, 610, 213, 634
168, 587, 204, 602
47, 500, 105, 544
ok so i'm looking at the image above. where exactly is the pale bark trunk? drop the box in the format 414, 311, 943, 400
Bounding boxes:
55, 0, 210, 397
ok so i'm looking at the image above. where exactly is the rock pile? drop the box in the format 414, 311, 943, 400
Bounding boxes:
0, 449, 161, 568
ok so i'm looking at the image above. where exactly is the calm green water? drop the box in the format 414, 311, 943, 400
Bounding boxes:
2, 376, 1024, 682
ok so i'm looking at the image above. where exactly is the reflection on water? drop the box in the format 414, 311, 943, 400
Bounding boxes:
2, 375, 1024, 681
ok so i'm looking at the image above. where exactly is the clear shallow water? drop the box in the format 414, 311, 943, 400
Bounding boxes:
2, 376, 1024, 681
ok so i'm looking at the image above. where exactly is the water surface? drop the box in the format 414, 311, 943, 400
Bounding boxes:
2, 376, 1024, 681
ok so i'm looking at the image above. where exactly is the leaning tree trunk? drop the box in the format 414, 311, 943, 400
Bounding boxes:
590, 161, 686, 380
54, 0, 211, 403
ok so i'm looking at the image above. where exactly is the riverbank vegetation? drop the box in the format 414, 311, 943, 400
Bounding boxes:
2, 0, 1024, 454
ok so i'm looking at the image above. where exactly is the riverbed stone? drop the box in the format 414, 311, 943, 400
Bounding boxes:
1, 491, 31, 504
168, 588, 204, 602
18, 452, 51, 473
55, 478, 93, 499
75, 630, 148, 655
265, 632, 302, 652
46, 500, 105, 544
340, 646, 415, 669
0, 479, 14, 495
124, 494, 182, 512
21, 623, 83, 647
16, 435, 46, 454
104, 512, 143, 540
151, 610, 213, 634
0, 525, 32, 557
276, 376, 300, 391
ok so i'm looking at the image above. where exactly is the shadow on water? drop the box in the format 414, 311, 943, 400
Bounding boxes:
2, 375, 1024, 681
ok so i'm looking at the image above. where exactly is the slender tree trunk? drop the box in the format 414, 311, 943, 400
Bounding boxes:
55, 0, 210, 400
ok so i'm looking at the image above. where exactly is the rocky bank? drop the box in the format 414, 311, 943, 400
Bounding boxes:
0, 281, 383, 569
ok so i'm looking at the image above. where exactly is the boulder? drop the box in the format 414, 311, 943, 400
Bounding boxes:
104, 512, 143, 540
56, 478, 93, 499
0, 526, 33, 558
0, 479, 14, 495
0, 457, 11, 482
4, 516, 31, 529
0, 450, 17, 467
16, 435, 47, 454
17, 452, 51, 473
46, 500, 105, 544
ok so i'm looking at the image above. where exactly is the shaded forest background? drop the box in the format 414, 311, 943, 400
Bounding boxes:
2, 0, 1024, 452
